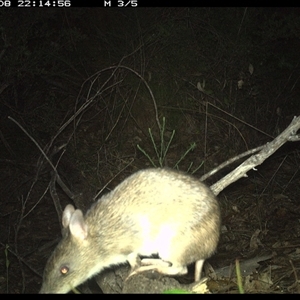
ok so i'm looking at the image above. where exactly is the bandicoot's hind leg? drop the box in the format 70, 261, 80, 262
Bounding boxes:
194, 259, 205, 281
127, 258, 188, 279
128, 258, 205, 282
127, 264, 188, 279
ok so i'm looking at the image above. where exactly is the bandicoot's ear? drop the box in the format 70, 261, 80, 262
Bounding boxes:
62, 204, 76, 228
69, 209, 88, 241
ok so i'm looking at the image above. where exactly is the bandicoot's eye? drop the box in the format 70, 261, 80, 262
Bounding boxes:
60, 265, 69, 275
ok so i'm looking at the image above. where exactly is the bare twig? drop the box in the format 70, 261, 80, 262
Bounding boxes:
210, 116, 300, 195
201, 145, 264, 181
8, 117, 71, 221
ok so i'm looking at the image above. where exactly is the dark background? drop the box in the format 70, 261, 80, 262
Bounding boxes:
0, 7, 300, 293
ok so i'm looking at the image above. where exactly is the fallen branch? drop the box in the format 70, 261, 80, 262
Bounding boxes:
209, 116, 300, 195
